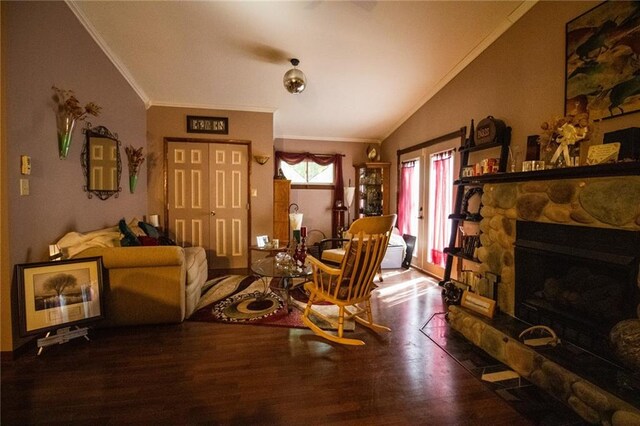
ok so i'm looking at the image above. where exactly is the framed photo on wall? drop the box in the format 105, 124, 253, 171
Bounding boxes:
565, 2, 640, 120
16, 257, 105, 336
186, 115, 229, 134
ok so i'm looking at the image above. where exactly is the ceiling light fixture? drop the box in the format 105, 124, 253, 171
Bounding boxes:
283, 58, 306, 94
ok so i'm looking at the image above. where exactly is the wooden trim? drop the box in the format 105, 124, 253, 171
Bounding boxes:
396, 128, 465, 156
291, 184, 334, 190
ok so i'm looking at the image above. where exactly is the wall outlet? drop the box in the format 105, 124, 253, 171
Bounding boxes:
20, 179, 29, 196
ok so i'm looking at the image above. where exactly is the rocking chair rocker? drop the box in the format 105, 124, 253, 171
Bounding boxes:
302, 214, 396, 345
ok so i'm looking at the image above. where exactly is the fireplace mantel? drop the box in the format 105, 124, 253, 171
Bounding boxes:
457, 161, 640, 184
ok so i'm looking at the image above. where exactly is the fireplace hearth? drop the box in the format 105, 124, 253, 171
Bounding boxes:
514, 221, 640, 367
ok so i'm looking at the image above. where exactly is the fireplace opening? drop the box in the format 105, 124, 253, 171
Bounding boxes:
514, 221, 640, 366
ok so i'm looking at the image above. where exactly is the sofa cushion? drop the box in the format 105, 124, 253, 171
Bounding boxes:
184, 247, 208, 318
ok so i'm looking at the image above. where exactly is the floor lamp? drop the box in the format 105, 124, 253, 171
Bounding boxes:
344, 185, 355, 225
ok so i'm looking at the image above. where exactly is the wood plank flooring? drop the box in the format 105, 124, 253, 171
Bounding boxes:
1, 269, 534, 425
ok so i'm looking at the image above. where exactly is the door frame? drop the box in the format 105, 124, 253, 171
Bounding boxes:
163, 137, 253, 266
396, 128, 466, 276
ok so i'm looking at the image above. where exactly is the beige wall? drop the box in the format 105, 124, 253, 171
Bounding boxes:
2, 2, 146, 352
382, 1, 639, 213
146, 106, 274, 244
274, 138, 371, 239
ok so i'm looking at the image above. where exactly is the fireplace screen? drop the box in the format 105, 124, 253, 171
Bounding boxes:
515, 221, 639, 363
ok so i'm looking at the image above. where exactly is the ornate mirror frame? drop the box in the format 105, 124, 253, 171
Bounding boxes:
81, 125, 122, 200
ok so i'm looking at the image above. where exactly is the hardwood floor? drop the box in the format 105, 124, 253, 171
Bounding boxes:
1, 269, 533, 425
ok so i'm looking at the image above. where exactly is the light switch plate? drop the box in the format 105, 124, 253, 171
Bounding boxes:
20, 179, 29, 196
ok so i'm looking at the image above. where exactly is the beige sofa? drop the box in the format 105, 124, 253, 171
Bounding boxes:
75, 245, 207, 327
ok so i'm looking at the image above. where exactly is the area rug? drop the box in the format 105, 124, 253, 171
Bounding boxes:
189, 275, 354, 331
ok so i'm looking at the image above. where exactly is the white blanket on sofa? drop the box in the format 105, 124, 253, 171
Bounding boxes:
56, 227, 121, 259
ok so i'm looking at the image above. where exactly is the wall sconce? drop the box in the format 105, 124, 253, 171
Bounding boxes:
254, 154, 270, 165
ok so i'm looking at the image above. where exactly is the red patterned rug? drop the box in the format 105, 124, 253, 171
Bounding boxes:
188, 275, 353, 330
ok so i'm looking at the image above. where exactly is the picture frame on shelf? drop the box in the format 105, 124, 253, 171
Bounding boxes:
256, 235, 269, 248
565, 2, 640, 120
16, 257, 104, 336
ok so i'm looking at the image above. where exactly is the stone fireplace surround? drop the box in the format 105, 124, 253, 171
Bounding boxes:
447, 163, 640, 424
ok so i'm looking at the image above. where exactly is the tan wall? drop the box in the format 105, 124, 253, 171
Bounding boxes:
146, 106, 274, 245
274, 138, 371, 239
3, 2, 147, 352
382, 1, 639, 213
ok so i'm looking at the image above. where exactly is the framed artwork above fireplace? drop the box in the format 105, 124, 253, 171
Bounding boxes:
565, 1, 640, 120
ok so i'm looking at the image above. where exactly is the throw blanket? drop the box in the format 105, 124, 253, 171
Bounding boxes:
56, 225, 121, 259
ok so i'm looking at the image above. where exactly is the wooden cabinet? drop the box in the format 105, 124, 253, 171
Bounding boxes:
354, 162, 391, 219
273, 179, 291, 243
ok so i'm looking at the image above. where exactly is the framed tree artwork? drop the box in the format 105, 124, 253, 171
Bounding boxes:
16, 257, 104, 336
565, 1, 640, 120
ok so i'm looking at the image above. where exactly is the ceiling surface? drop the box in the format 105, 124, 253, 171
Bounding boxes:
68, 1, 536, 143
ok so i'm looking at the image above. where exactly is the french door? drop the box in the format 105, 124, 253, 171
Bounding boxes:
166, 140, 250, 269
398, 136, 459, 278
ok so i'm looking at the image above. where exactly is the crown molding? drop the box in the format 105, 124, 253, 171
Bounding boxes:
147, 100, 277, 114
276, 135, 380, 144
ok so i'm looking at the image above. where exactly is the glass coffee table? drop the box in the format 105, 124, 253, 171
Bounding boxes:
250, 257, 312, 312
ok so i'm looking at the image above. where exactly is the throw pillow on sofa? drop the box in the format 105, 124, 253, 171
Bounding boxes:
138, 221, 161, 239
119, 219, 141, 246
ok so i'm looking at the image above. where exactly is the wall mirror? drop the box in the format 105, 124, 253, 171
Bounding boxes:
81, 125, 122, 200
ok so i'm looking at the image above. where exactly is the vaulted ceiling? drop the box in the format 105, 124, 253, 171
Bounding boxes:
68, 1, 536, 142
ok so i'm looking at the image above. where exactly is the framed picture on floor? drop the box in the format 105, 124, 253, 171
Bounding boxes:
565, 1, 640, 120
16, 257, 105, 336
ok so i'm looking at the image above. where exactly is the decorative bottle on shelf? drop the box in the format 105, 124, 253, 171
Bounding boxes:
297, 226, 308, 266
467, 119, 475, 148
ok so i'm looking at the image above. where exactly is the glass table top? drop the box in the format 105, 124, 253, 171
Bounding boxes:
250, 257, 311, 279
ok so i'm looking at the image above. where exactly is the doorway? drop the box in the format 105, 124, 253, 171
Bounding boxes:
166, 139, 250, 269
397, 130, 462, 278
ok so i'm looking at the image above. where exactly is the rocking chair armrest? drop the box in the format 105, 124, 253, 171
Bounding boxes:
307, 255, 341, 276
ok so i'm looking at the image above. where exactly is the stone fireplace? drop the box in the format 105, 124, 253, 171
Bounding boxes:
447, 171, 640, 423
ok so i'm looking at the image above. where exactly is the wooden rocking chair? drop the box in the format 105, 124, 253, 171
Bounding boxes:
302, 214, 396, 345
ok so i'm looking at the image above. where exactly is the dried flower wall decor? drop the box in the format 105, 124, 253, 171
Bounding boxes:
51, 86, 101, 159
124, 145, 145, 193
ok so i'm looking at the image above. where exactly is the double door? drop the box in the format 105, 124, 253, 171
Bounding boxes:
167, 140, 249, 269
398, 133, 461, 277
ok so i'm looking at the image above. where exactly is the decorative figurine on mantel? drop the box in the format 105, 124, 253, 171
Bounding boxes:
538, 113, 594, 168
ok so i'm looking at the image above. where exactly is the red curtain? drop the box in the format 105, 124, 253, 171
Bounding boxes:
429, 150, 454, 267
397, 160, 415, 235
275, 151, 344, 204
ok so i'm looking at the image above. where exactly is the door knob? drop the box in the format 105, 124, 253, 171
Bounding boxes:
210, 211, 216, 216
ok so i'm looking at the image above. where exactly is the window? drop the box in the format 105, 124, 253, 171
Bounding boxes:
280, 159, 334, 184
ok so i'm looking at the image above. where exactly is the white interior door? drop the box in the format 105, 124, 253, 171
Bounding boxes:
167, 141, 249, 269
